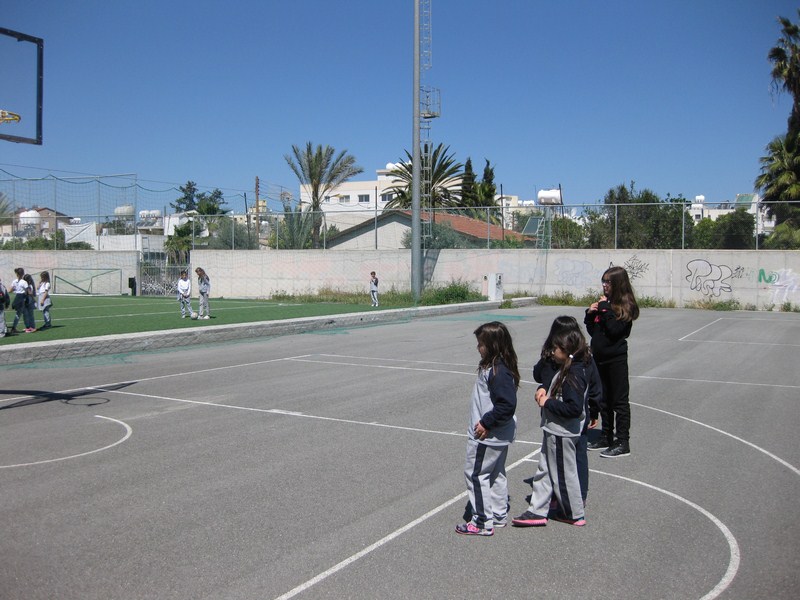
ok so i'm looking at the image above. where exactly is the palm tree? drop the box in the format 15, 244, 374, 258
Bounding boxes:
755, 134, 800, 226
284, 142, 363, 248
0, 192, 12, 229
385, 143, 463, 214
769, 10, 800, 139
276, 199, 314, 249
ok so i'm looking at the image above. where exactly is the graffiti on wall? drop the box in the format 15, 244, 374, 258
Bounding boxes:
763, 268, 799, 303
686, 259, 733, 297
554, 258, 596, 289
622, 254, 649, 280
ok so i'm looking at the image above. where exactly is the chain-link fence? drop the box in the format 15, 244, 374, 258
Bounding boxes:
1, 171, 796, 250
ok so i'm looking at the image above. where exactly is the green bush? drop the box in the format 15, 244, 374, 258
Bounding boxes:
420, 279, 483, 305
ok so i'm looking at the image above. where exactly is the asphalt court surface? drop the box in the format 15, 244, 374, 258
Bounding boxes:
1, 306, 798, 599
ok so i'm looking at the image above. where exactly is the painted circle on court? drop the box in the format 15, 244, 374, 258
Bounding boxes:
0, 415, 132, 469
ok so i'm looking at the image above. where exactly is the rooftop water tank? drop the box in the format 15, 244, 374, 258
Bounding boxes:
537, 189, 563, 205
114, 204, 135, 217
19, 209, 41, 225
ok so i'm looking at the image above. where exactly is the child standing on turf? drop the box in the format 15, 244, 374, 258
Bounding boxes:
177, 270, 192, 318
0, 277, 10, 337
10, 267, 28, 334
456, 321, 519, 537
195, 267, 210, 319
530, 316, 601, 508
22, 274, 37, 333
512, 318, 592, 528
37, 271, 52, 330
584, 266, 639, 458
369, 271, 379, 307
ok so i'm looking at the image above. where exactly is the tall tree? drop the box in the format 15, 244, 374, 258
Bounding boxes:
172, 181, 199, 213
755, 134, 800, 226
584, 182, 691, 249
385, 143, 463, 212
769, 10, 800, 139
460, 158, 478, 208
0, 191, 12, 229
284, 142, 363, 248
476, 159, 497, 205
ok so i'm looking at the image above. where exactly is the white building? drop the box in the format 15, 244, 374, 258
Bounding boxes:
299, 164, 401, 230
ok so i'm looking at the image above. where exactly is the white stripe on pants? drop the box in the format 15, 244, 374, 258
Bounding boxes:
527, 431, 584, 520
464, 439, 509, 529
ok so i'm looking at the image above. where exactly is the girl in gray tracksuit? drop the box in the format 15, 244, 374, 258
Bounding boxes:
513, 320, 592, 528
456, 321, 520, 537
195, 267, 210, 319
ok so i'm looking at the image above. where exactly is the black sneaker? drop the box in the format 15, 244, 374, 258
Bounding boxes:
600, 442, 630, 458
587, 437, 611, 451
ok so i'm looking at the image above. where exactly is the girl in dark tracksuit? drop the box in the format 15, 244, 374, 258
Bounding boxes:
532, 316, 602, 506
512, 319, 593, 528
584, 266, 639, 458
456, 322, 520, 537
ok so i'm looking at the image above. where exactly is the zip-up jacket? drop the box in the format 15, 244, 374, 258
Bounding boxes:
584, 300, 632, 364
468, 360, 517, 447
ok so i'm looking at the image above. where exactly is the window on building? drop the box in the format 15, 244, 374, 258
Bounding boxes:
380, 193, 394, 203
339, 195, 351, 204
358, 194, 370, 204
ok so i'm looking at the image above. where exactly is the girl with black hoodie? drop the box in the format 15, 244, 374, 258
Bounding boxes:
584, 266, 639, 458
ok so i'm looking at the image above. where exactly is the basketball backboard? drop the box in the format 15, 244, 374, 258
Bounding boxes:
0, 27, 43, 145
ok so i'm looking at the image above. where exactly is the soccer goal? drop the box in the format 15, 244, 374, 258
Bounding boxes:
52, 268, 124, 295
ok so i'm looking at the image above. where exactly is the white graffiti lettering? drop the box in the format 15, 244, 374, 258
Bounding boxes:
685, 259, 733, 297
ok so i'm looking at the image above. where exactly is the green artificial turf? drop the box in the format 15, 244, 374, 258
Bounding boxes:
1, 295, 400, 345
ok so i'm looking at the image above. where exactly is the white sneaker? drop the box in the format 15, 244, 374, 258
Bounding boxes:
202, 315, 210, 320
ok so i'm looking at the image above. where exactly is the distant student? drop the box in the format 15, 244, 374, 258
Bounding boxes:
0, 277, 10, 337
512, 318, 592, 528
22, 274, 37, 332
530, 316, 601, 507
456, 321, 519, 536
10, 267, 28, 334
195, 267, 210, 319
177, 270, 192, 318
584, 266, 640, 458
38, 271, 52, 330
369, 271, 379, 307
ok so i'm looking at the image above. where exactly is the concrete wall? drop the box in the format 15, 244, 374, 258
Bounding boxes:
0, 251, 138, 295
1, 249, 797, 309
194, 248, 800, 309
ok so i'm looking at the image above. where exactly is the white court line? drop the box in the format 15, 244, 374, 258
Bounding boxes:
272, 448, 540, 600
274, 453, 739, 600
4, 356, 743, 599
679, 317, 724, 341
633, 374, 800, 390
0, 415, 132, 469
286, 355, 800, 476
92, 387, 540, 446
0, 355, 313, 407
594, 470, 740, 600
629, 400, 800, 477
679, 316, 800, 346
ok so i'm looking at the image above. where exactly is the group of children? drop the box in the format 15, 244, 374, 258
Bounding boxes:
0, 268, 52, 337
457, 266, 640, 536
176, 267, 211, 319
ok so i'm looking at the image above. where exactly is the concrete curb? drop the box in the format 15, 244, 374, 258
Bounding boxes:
0, 297, 537, 366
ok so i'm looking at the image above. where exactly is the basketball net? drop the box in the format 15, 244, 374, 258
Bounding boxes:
0, 109, 21, 124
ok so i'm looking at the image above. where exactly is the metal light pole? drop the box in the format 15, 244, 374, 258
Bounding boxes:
411, 0, 422, 302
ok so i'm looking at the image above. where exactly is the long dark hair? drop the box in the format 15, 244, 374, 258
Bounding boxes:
603, 266, 639, 322
474, 321, 520, 388
547, 320, 591, 399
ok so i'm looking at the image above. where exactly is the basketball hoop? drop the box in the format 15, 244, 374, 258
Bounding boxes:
0, 109, 21, 124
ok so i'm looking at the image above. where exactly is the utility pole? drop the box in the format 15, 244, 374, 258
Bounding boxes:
412, 1, 422, 301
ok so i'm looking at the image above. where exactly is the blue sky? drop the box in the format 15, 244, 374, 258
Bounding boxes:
1, 0, 798, 213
